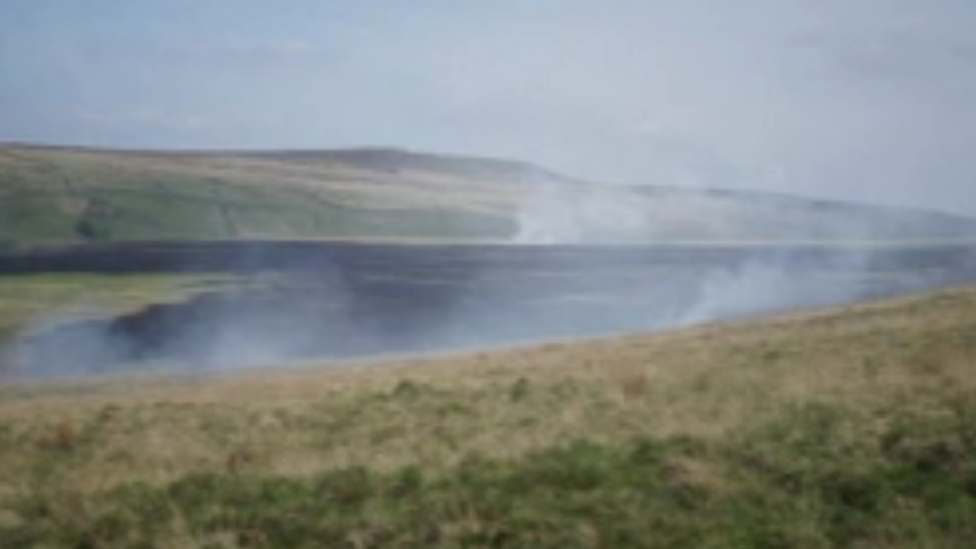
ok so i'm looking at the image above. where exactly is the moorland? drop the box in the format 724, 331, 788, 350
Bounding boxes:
1, 143, 975, 547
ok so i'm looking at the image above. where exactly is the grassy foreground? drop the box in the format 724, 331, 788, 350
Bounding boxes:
1, 285, 976, 547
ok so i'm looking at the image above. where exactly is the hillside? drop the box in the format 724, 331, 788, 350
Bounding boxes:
3, 143, 976, 245
0, 144, 521, 244
1, 283, 974, 547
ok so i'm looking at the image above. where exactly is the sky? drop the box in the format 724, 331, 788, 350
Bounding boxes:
1, 0, 975, 215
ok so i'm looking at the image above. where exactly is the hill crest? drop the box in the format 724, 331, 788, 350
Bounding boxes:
2, 142, 976, 245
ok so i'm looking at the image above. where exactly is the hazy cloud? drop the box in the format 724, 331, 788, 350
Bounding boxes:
1, 0, 975, 214
75, 108, 215, 134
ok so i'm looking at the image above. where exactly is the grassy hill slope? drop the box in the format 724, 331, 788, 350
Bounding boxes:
0, 145, 522, 244
1, 284, 975, 547
3, 143, 976, 245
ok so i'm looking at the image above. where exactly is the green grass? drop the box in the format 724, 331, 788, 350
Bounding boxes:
0, 146, 515, 244
0, 172, 513, 243
0, 273, 261, 342
2, 384, 974, 548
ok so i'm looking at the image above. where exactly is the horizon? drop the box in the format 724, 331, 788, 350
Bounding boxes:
4, 139, 976, 221
2, 1, 975, 215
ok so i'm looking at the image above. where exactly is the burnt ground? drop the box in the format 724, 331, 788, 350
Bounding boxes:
4, 241, 976, 378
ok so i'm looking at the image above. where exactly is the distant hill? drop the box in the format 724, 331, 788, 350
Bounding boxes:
2, 143, 976, 245
254, 148, 569, 182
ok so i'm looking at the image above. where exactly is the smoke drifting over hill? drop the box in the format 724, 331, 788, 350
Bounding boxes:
511, 180, 976, 245
3, 0, 976, 380
4, 2, 976, 216
3, 145, 976, 379
514, 186, 651, 244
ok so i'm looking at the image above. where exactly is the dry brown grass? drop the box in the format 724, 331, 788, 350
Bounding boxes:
2, 283, 975, 504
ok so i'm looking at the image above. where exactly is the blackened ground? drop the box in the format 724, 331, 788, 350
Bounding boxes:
5, 241, 976, 377
4, 240, 976, 275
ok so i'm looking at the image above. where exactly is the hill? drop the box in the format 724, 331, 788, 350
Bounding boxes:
0, 283, 974, 547
3, 143, 976, 245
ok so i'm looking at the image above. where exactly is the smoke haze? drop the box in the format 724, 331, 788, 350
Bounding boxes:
2, 1, 976, 214
6, 239, 975, 379
2, 1, 976, 377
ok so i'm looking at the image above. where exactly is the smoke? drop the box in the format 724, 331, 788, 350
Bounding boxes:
513, 179, 976, 245
671, 257, 859, 327
514, 184, 651, 243
3, 237, 974, 380
507, 183, 976, 335
3, 268, 356, 379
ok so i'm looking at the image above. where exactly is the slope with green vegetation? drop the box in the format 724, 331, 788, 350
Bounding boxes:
0, 144, 519, 244
1, 284, 974, 547
4, 142, 976, 245
0, 272, 264, 344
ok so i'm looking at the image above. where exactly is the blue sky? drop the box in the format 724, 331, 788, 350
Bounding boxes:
2, 0, 976, 214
